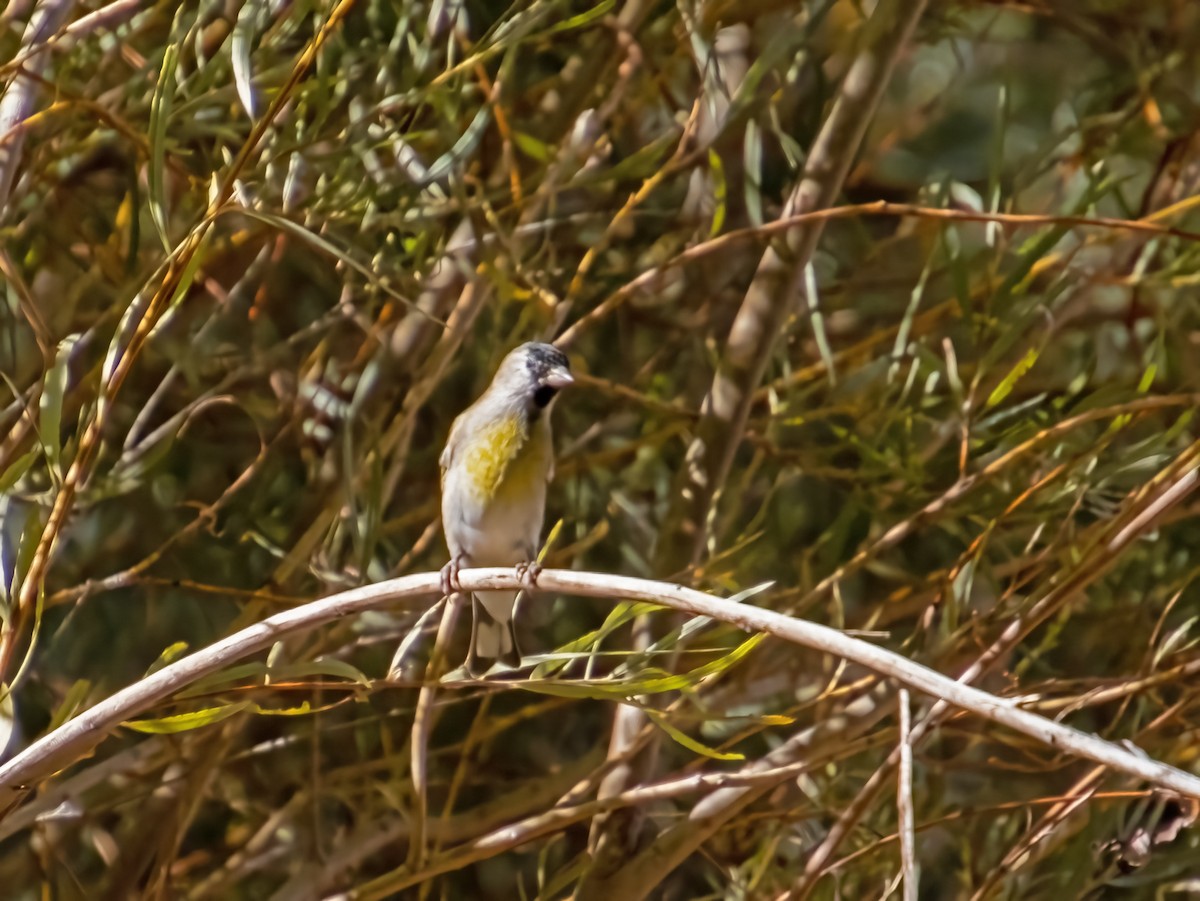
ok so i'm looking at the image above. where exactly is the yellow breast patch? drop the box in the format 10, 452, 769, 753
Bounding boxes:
465, 415, 527, 501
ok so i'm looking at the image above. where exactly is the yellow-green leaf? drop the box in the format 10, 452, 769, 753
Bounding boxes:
986, 348, 1039, 408
708, 149, 727, 238
250, 701, 313, 716
146, 642, 189, 676
125, 702, 250, 734
647, 710, 744, 761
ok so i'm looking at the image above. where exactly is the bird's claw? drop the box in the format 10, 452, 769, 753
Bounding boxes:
515, 560, 542, 591
440, 556, 465, 596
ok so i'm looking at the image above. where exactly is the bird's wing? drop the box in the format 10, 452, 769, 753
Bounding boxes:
439, 412, 467, 483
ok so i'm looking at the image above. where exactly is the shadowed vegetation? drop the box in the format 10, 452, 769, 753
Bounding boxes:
3, 0, 1200, 898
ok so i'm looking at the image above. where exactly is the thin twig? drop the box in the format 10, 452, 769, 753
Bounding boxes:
408, 594, 465, 870
897, 688, 916, 901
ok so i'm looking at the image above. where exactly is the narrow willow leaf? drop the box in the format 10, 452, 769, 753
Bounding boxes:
743, 119, 764, 227
528, 633, 766, 701
141, 224, 215, 350
423, 106, 492, 184
39, 334, 78, 477
232, 0, 264, 119
542, 0, 615, 35
125, 702, 250, 734
9, 509, 44, 617
621, 633, 765, 694
512, 131, 552, 162
250, 701, 314, 717
619, 582, 774, 676
0, 690, 13, 759
708, 149, 726, 237
758, 715, 796, 726
986, 348, 1039, 408
1137, 363, 1158, 393
579, 132, 675, 183
0, 450, 38, 494
804, 262, 836, 386
532, 601, 657, 679
46, 679, 91, 732
148, 43, 179, 251
647, 710, 744, 761
146, 642, 190, 676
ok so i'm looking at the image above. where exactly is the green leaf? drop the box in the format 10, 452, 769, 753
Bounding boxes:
148, 42, 179, 251
424, 106, 492, 184
986, 348, 1039, 409
1137, 363, 1158, 393
542, 0, 616, 35
580, 131, 675, 183
46, 679, 92, 732
617, 582, 774, 676
125, 702, 250, 734
532, 601, 657, 678
146, 642, 190, 676
179, 658, 370, 698
743, 119, 764, 227
523, 633, 766, 701
231, 0, 265, 119
0, 449, 39, 494
707, 149, 726, 238
513, 131, 552, 162
250, 701, 314, 717
0, 689, 13, 758
647, 710, 744, 761
620, 633, 766, 694
39, 334, 79, 477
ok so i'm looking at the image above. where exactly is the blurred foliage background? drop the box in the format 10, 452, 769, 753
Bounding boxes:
4, 0, 1200, 897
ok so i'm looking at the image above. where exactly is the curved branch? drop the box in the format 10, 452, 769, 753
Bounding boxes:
2, 569, 1200, 820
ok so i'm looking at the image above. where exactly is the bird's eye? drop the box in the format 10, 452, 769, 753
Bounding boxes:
533, 385, 557, 408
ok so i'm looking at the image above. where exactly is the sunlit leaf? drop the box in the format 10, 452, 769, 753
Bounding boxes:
46, 679, 91, 732
647, 710, 744, 761
146, 642, 190, 676
148, 42, 179, 251
125, 702, 250, 734
708, 149, 726, 238
38, 334, 78, 478
986, 348, 1040, 409
232, 0, 265, 119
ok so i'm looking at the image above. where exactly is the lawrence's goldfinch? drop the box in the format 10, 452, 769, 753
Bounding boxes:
439, 342, 573, 675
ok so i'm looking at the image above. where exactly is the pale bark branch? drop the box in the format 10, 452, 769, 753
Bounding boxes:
898, 688, 917, 901
3, 568, 1200, 825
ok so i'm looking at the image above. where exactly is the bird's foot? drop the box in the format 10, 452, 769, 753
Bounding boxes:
515, 560, 542, 591
440, 555, 465, 596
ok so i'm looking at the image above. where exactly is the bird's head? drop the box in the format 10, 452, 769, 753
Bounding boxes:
489, 342, 574, 417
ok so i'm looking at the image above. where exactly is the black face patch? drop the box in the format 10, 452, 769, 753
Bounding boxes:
523, 343, 570, 382
533, 385, 558, 408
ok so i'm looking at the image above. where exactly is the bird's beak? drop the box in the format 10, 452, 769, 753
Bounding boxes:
545, 366, 574, 389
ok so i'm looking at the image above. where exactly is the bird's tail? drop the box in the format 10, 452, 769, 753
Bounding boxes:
467, 590, 521, 676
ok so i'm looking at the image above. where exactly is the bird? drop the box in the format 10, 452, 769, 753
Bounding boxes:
439, 342, 573, 676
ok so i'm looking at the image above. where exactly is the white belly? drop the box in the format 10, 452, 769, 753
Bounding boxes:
443, 466, 547, 566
